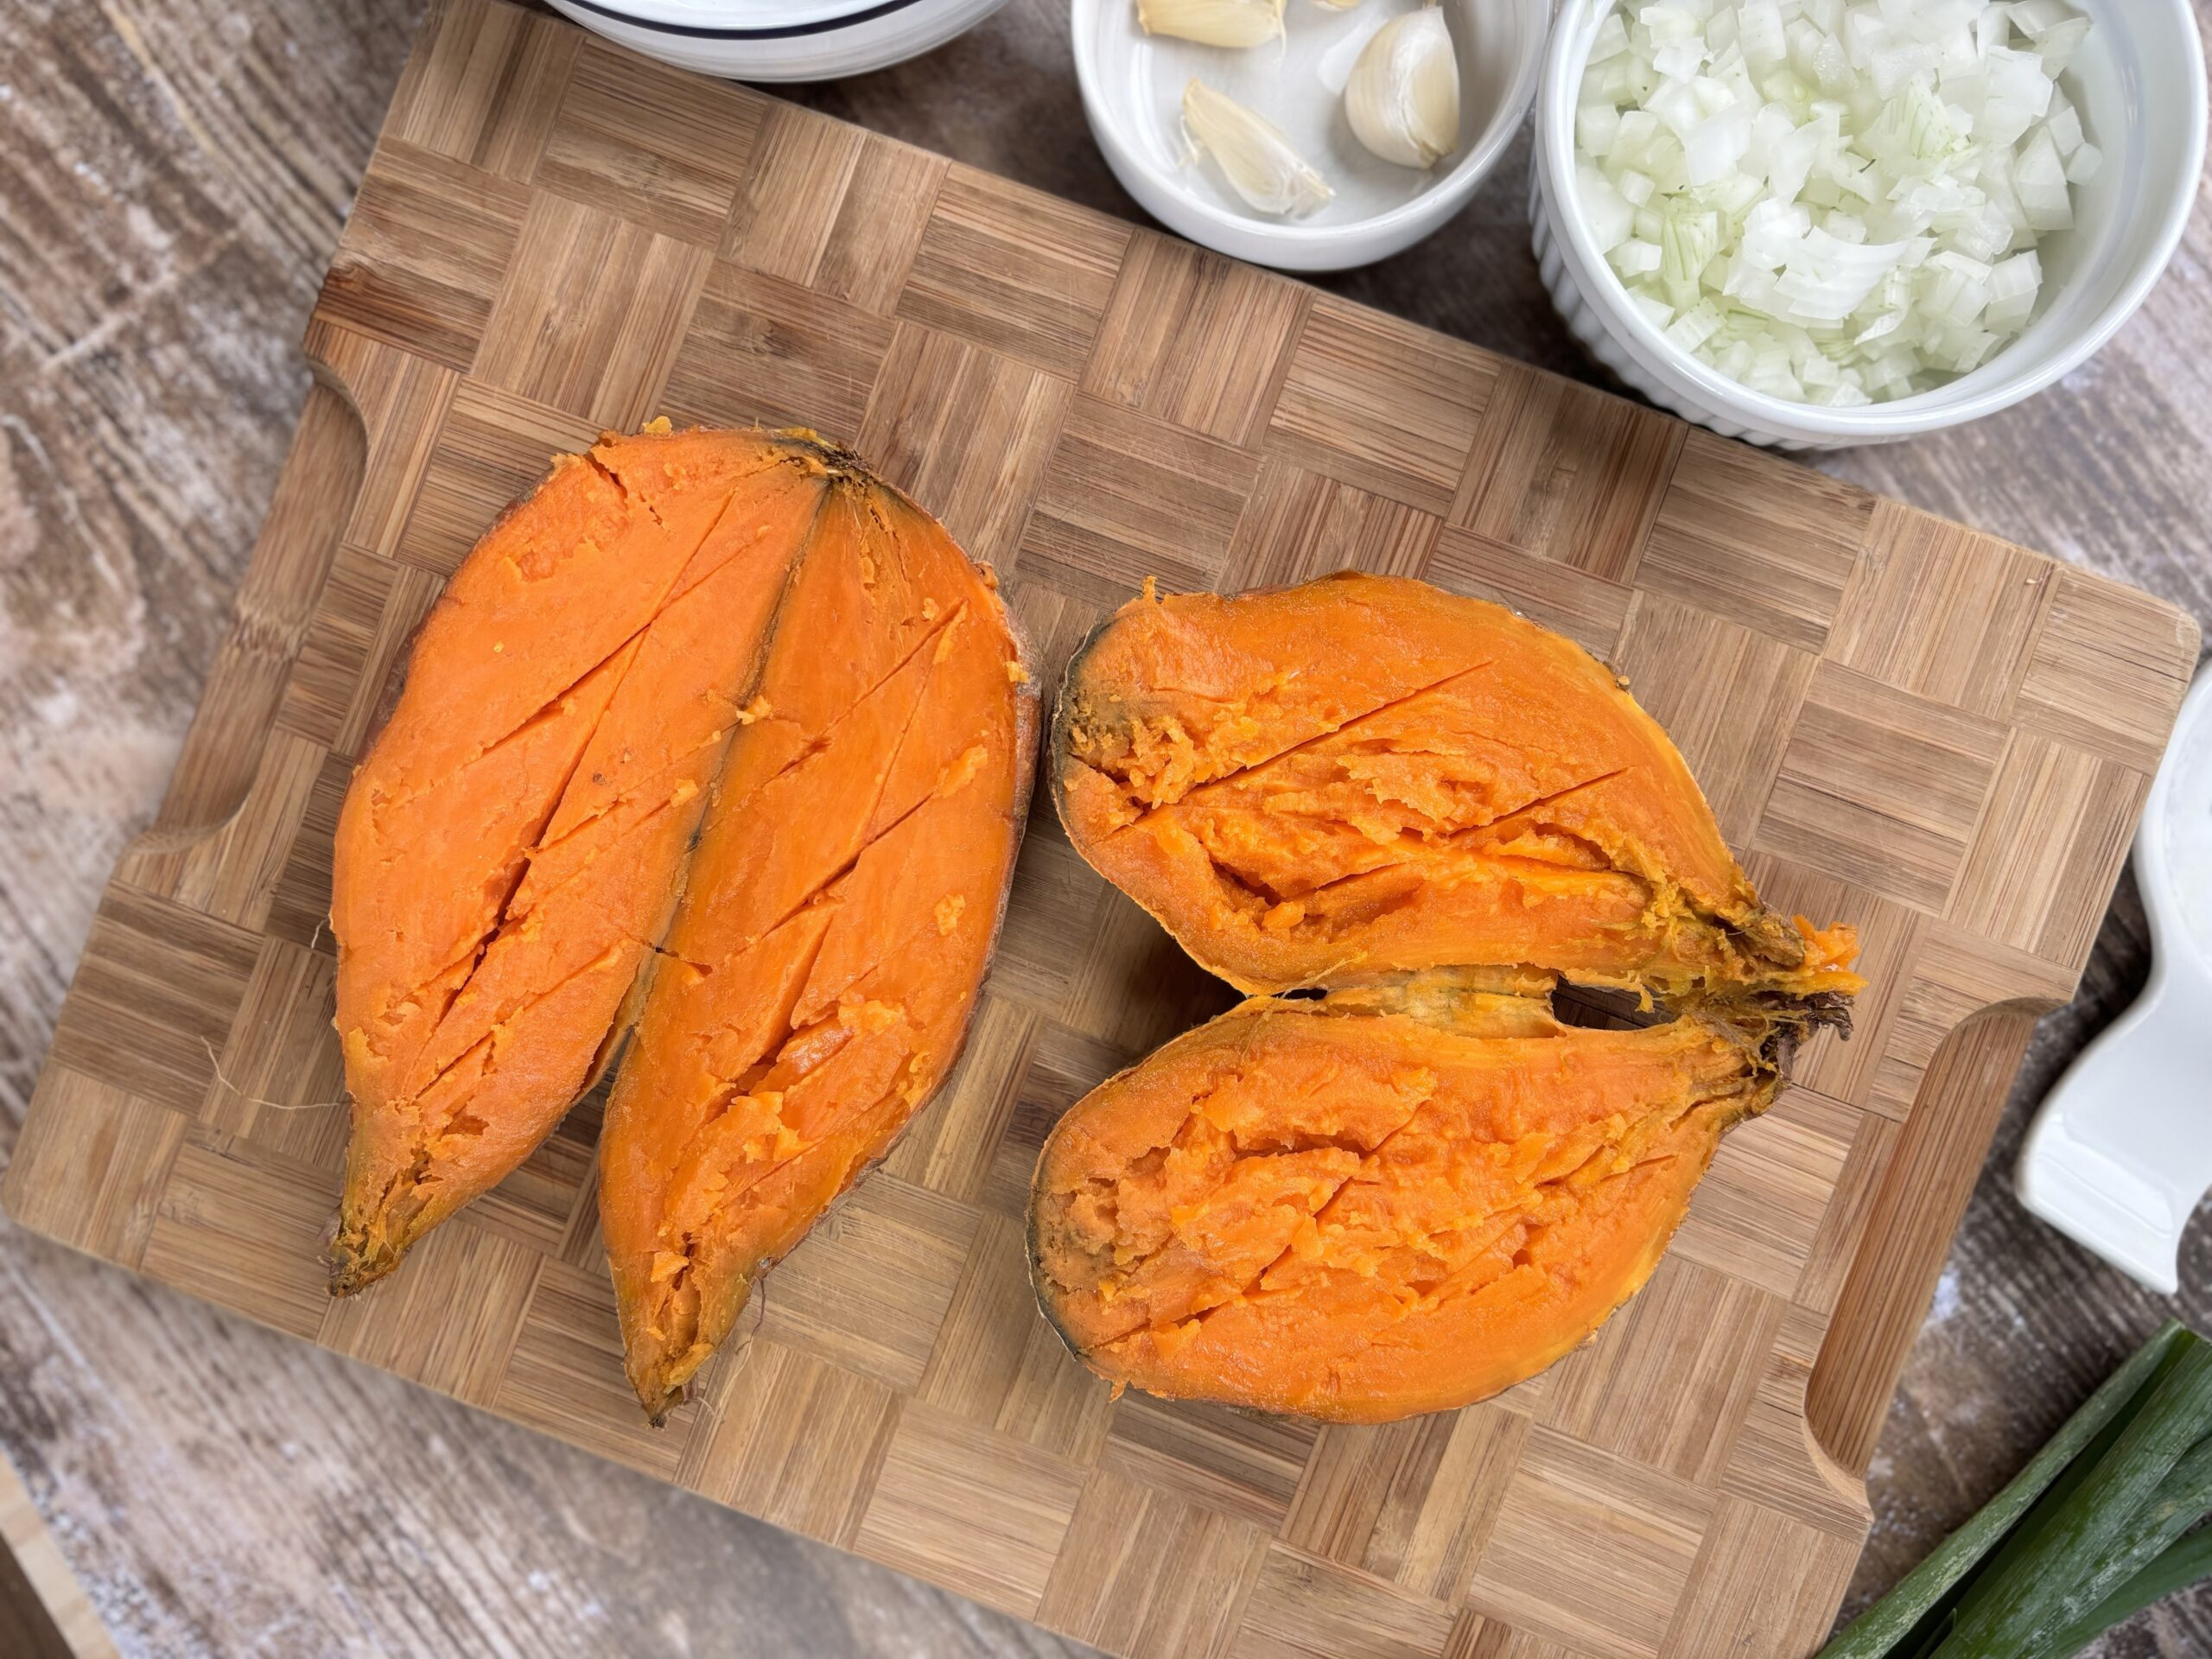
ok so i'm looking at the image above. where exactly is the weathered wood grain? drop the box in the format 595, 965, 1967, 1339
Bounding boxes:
0, 1443, 115, 1657
0, 2, 2206, 1656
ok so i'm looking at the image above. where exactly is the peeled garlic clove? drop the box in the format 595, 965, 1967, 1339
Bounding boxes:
1182, 79, 1335, 219
1345, 6, 1460, 169
1138, 0, 1284, 48
1311, 0, 1365, 10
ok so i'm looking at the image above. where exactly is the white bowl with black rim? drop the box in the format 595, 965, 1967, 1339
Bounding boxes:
545, 0, 1009, 81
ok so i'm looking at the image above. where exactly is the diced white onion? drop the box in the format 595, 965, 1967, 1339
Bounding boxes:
1611, 237, 1664, 276
1578, 162, 1636, 253
1579, 103, 1622, 158
1574, 0, 2094, 401
2046, 96, 2082, 157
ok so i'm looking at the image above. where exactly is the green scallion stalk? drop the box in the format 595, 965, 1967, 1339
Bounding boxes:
1814, 1321, 2190, 1659
1891, 1365, 2180, 1659
2030, 1433, 2212, 1640
1934, 1340, 2212, 1656
1914, 1342, 2190, 1648
2024, 1526, 2212, 1659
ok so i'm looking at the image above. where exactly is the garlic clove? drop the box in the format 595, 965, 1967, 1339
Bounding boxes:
1182, 79, 1336, 219
1310, 0, 1365, 10
1344, 6, 1460, 170
1137, 0, 1284, 49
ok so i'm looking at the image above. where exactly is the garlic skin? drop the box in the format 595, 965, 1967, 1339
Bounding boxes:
1182, 79, 1335, 219
1344, 7, 1460, 169
1137, 0, 1284, 49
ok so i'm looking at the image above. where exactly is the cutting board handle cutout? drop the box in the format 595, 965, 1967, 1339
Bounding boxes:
1808, 1005, 2045, 1475
129, 375, 365, 856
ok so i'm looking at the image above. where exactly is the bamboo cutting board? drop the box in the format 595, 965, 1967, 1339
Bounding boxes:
10, 3, 2201, 1654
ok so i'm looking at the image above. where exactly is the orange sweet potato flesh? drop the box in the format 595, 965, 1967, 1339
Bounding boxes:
1053, 572, 1862, 1006
331, 427, 833, 1289
598, 479, 1036, 1419
1032, 571, 1861, 1421
330, 426, 1032, 1339
1030, 979, 1790, 1421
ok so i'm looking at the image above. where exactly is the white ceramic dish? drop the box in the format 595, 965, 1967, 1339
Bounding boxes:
1072, 0, 1548, 271
1529, 0, 2209, 448
2018, 668, 2212, 1296
546, 0, 1008, 81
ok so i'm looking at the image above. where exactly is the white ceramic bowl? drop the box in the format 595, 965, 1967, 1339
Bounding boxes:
1531, 0, 2209, 448
1073, 0, 1549, 271
545, 0, 1009, 81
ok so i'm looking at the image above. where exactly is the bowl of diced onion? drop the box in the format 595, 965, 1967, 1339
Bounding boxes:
1530, 0, 2207, 448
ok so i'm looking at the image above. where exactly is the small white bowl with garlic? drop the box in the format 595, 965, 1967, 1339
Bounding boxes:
1072, 0, 1548, 270
1531, 0, 2209, 447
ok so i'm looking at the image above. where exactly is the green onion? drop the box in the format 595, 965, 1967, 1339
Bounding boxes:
2024, 1527, 2212, 1659
1817, 1321, 2212, 1659
2031, 1432, 2212, 1643
1936, 1341, 2212, 1655
1916, 1344, 2191, 1650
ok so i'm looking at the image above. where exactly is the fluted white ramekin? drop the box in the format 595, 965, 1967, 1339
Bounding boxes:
1530, 0, 2208, 448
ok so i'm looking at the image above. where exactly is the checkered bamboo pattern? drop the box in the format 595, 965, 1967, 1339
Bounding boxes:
9, 3, 2200, 1654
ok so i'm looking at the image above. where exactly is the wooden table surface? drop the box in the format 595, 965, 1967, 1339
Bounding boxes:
0, 3, 2206, 1655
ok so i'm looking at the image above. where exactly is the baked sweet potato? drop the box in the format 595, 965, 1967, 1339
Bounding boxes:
331, 424, 1033, 1365
1032, 571, 1860, 1421
1052, 573, 1859, 1005
1030, 976, 1796, 1421
598, 475, 1036, 1419
331, 426, 831, 1291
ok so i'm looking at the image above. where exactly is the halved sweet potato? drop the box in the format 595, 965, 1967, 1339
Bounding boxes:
1052, 573, 1860, 1005
598, 474, 1036, 1419
1033, 571, 1859, 1421
1029, 977, 1796, 1421
330, 426, 832, 1291
334, 419, 1034, 1380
